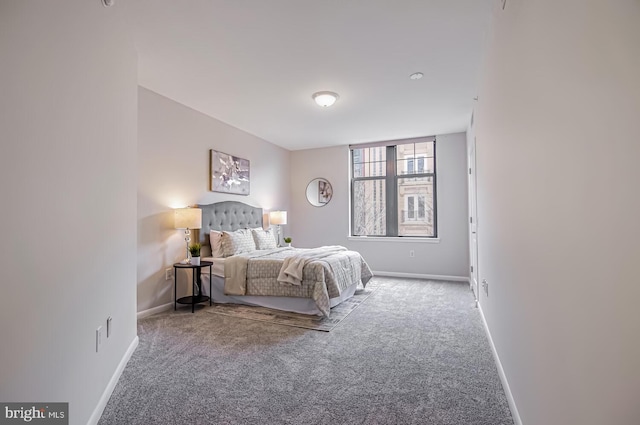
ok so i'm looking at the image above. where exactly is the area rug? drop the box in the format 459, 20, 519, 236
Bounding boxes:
205, 279, 383, 331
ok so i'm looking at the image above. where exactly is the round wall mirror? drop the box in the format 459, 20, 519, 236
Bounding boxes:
306, 178, 333, 207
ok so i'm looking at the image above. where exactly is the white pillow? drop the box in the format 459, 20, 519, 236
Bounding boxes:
251, 228, 277, 250
209, 230, 224, 258
221, 229, 256, 257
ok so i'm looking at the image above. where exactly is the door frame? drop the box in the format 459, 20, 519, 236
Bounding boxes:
468, 125, 479, 304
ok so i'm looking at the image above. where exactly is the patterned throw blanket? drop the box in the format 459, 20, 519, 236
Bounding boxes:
223, 247, 373, 317
277, 245, 347, 286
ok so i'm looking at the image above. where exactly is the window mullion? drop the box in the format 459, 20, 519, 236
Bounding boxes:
386, 146, 397, 236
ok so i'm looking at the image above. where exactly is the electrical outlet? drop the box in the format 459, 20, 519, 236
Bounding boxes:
96, 326, 103, 352
165, 268, 173, 280
482, 279, 489, 297
409, 250, 415, 258
107, 317, 112, 338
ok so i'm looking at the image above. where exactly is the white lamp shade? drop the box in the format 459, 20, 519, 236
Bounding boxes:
269, 210, 287, 225
174, 208, 202, 229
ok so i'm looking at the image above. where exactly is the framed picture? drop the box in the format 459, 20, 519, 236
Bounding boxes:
210, 149, 250, 195
318, 180, 331, 204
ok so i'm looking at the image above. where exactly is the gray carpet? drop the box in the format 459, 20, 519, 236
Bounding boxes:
99, 277, 513, 425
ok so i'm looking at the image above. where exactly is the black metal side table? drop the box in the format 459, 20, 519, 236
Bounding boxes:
173, 261, 213, 313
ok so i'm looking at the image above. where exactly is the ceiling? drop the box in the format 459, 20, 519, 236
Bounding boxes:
126, 1, 492, 151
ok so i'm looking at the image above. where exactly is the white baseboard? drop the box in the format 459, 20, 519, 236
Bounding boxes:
478, 304, 522, 425
372, 270, 470, 282
137, 302, 173, 319
87, 336, 139, 425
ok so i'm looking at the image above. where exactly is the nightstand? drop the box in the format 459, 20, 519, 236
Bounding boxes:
173, 261, 213, 313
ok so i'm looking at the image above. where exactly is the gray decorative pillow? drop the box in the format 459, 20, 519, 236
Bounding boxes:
251, 228, 277, 250
221, 229, 256, 257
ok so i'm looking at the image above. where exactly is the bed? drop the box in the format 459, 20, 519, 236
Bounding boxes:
196, 201, 373, 317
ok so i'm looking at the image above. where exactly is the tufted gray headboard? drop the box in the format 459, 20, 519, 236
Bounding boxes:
197, 201, 263, 256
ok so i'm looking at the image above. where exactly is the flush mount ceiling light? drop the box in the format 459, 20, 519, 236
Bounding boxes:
312, 91, 339, 107
410, 72, 424, 80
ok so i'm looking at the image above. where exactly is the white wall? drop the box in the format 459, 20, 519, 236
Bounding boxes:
290, 132, 469, 278
0, 2, 138, 425
137, 87, 291, 313
475, 1, 640, 424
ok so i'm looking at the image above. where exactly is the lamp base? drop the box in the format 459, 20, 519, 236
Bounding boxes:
276, 225, 282, 247
183, 230, 191, 264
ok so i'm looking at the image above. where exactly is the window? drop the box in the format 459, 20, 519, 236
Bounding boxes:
404, 156, 425, 175
418, 195, 426, 219
404, 195, 427, 221
351, 137, 437, 237
407, 196, 415, 220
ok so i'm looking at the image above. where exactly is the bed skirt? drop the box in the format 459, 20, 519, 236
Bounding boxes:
201, 274, 359, 316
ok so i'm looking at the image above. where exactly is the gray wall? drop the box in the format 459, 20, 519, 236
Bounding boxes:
0, 2, 138, 424
475, 1, 640, 424
137, 87, 291, 313
290, 132, 469, 278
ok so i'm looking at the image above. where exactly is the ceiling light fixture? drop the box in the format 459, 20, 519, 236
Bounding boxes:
312, 91, 339, 107
410, 72, 424, 80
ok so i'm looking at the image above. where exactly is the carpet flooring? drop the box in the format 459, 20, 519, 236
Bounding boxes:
205, 279, 382, 331
99, 277, 513, 425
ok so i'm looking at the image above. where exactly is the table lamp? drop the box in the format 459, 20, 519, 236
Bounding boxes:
269, 210, 287, 247
174, 207, 202, 264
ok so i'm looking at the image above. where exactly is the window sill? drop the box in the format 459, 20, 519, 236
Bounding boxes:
347, 236, 440, 244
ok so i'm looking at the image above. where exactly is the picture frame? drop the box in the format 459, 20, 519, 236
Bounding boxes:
318, 180, 331, 204
210, 149, 250, 195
